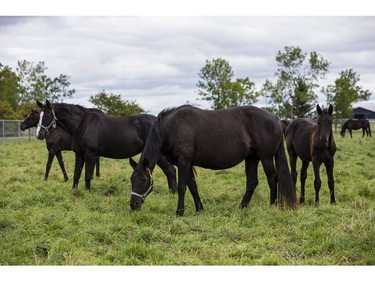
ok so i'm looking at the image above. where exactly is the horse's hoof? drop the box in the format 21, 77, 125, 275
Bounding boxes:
176, 209, 184, 217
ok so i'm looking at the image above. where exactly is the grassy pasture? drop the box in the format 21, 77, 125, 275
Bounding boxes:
0, 127, 374, 265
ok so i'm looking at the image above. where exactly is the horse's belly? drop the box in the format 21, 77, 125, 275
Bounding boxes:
193, 150, 247, 170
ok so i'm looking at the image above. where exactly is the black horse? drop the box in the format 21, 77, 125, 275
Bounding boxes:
130, 105, 297, 216
340, 119, 372, 138
20, 109, 100, 181
36, 100, 177, 192
285, 104, 336, 205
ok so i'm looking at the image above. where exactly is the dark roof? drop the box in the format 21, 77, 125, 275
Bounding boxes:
353, 107, 375, 114
352, 107, 375, 119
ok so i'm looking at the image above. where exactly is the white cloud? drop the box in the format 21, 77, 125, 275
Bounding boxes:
1, 16, 375, 115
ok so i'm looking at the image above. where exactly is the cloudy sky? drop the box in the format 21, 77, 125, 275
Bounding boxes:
1, 14, 375, 115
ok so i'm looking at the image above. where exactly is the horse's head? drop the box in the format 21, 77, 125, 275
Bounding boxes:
316, 104, 334, 147
35, 99, 57, 140
129, 158, 154, 211
20, 109, 40, 131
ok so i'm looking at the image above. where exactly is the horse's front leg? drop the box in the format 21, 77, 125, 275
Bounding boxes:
84, 152, 97, 191
300, 161, 310, 204
176, 160, 190, 217
73, 153, 84, 188
187, 166, 203, 213
312, 159, 322, 206
324, 158, 336, 204
95, 156, 100, 178
156, 156, 177, 193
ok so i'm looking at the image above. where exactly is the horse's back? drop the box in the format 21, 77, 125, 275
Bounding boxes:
158, 106, 283, 168
76, 112, 157, 158
285, 118, 316, 161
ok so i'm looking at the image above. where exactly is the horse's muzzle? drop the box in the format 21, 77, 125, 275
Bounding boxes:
130, 196, 143, 211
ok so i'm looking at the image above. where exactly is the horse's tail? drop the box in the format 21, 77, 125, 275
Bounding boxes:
340, 122, 346, 137
275, 137, 297, 209
368, 122, 372, 137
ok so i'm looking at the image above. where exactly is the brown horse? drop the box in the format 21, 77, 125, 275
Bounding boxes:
341, 119, 372, 138
130, 105, 297, 216
285, 104, 336, 205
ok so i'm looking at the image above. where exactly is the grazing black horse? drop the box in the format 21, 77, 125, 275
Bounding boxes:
285, 104, 336, 205
36, 100, 177, 192
340, 119, 372, 138
20, 109, 100, 181
130, 105, 297, 216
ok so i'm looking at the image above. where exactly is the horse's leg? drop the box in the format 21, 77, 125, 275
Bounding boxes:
73, 153, 84, 188
300, 161, 310, 204
312, 159, 322, 206
186, 166, 204, 213
55, 151, 69, 182
287, 148, 298, 192
45, 152, 54, 181
349, 129, 353, 138
84, 152, 96, 190
240, 156, 259, 208
324, 158, 336, 204
156, 156, 177, 193
95, 156, 100, 177
176, 159, 190, 217
362, 128, 365, 138
260, 158, 278, 206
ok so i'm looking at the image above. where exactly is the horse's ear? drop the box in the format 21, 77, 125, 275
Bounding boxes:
36, 100, 43, 108
328, 104, 333, 115
316, 104, 323, 115
46, 99, 51, 108
129, 158, 137, 170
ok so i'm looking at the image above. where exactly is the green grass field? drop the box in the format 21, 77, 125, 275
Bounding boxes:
0, 127, 374, 265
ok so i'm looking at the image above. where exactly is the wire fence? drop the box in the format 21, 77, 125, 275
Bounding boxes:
0, 120, 37, 143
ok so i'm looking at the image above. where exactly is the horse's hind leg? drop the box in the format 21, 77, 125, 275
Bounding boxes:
56, 151, 69, 182
156, 156, 177, 193
324, 158, 336, 204
45, 152, 55, 180
300, 161, 309, 204
240, 156, 259, 208
261, 158, 278, 206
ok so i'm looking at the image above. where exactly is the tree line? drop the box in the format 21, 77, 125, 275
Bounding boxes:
0, 46, 372, 121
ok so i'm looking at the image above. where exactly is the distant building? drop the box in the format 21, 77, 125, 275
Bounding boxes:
351, 107, 375, 120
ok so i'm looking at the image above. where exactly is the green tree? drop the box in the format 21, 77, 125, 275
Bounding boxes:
0, 64, 21, 119
197, 58, 259, 110
263, 46, 330, 118
89, 90, 144, 116
325, 69, 372, 130
16, 60, 75, 103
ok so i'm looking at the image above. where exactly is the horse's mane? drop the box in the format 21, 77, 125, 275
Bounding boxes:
53, 103, 103, 114
157, 105, 193, 122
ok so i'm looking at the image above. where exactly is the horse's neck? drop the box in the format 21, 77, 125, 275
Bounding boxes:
141, 123, 163, 170
55, 105, 85, 134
